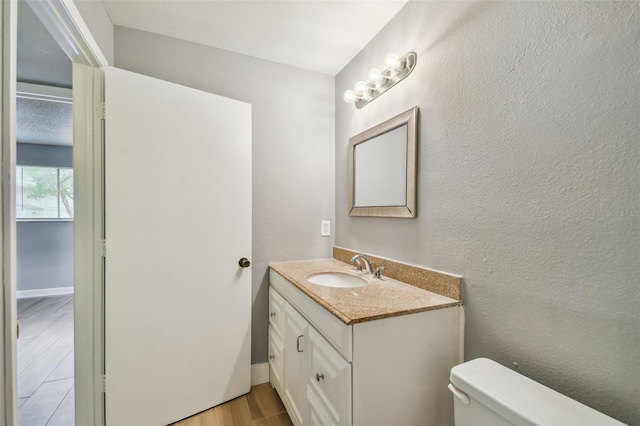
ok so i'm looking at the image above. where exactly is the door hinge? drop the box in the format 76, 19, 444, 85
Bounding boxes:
101, 240, 107, 257
102, 374, 107, 392
98, 102, 106, 119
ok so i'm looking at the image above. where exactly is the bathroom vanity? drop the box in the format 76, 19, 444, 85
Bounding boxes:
268, 256, 464, 426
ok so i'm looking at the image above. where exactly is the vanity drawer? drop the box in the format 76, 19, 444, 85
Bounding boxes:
306, 327, 351, 426
270, 270, 352, 361
269, 286, 286, 341
308, 385, 337, 426
268, 327, 284, 395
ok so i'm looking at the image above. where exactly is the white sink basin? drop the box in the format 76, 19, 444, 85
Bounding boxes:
307, 272, 367, 288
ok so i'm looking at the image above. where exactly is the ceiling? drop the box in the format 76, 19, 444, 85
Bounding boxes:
102, 0, 409, 76
14, 1, 408, 147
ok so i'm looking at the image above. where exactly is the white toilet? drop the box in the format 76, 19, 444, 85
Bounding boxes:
448, 358, 626, 426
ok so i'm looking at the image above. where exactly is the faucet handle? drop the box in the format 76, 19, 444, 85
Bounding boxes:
373, 266, 385, 279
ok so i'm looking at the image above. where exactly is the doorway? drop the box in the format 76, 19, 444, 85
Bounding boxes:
15, 1, 75, 424
2, 0, 107, 424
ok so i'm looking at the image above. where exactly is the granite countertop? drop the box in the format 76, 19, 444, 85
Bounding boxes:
270, 259, 461, 325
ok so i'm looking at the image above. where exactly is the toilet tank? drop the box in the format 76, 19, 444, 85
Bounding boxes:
448, 358, 626, 426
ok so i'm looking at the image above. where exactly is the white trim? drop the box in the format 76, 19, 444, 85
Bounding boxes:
25, 0, 108, 67
17, 82, 72, 104
17, 219, 74, 223
17, 286, 74, 299
73, 63, 105, 426
1, 0, 19, 423
17, 82, 72, 98
251, 362, 270, 386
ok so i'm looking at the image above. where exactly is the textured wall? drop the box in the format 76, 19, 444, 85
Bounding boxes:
114, 27, 335, 364
16, 143, 74, 292
335, 1, 639, 423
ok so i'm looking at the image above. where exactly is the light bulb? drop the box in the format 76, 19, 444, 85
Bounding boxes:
343, 90, 357, 104
354, 81, 370, 96
384, 53, 403, 71
368, 68, 384, 84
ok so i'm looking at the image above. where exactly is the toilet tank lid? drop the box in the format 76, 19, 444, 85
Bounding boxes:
450, 358, 626, 426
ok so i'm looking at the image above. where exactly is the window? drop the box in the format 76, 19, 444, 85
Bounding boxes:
16, 166, 74, 220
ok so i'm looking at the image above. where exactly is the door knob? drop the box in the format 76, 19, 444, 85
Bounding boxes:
238, 258, 251, 268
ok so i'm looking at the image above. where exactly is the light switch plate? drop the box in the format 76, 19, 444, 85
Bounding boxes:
321, 220, 330, 237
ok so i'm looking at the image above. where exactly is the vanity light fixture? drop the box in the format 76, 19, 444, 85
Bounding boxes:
343, 52, 417, 109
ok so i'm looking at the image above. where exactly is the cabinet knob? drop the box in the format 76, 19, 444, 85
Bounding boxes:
270, 312, 276, 317
315, 373, 324, 382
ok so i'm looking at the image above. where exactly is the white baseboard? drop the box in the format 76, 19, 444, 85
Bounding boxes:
17, 286, 74, 299
251, 362, 270, 386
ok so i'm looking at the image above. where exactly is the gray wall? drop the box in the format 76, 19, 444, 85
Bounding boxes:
336, 1, 639, 424
114, 26, 335, 365
74, 0, 114, 65
17, 143, 74, 292
18, 1, 72, 87
17, 221, 74, 291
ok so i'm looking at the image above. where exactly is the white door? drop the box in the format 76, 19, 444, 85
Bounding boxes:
104, 67, 251, 426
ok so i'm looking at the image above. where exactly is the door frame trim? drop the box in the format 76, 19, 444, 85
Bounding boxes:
72, 62, 106, 426
1, 1, 19, 423
1, 1, 107, 424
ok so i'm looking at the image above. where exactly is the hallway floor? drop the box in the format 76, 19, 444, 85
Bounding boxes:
17, 295, 74, 426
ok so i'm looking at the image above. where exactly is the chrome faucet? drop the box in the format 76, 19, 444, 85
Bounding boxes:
350, 254, 373, 275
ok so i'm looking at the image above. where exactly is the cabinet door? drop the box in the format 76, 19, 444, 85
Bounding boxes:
284, 303, 309, 426
307, 327, 352, 426
269, 287, 286, 341
268, 327, 285, 395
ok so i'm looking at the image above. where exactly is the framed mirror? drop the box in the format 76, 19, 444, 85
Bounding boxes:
348, 107, 418, 218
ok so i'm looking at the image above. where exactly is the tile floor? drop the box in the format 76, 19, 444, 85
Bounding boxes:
17, 295, 74, 426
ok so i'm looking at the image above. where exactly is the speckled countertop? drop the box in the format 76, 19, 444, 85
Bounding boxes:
270, 259, 461, 325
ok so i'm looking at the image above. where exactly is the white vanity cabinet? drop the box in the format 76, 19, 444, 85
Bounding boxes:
269, 269, 463, 426
283, 303, 309, 425
306, 327, 352, 425
268, 287, 286, 395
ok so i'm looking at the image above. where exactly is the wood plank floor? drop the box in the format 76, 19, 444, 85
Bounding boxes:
17, 295, 75, 426
173, 383, 292, 426
17, 295, 289, 426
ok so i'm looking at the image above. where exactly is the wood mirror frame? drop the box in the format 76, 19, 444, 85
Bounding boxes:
348, 106, 418, 218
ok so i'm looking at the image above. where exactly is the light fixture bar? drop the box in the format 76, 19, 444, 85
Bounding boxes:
347, 52, 417, 109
